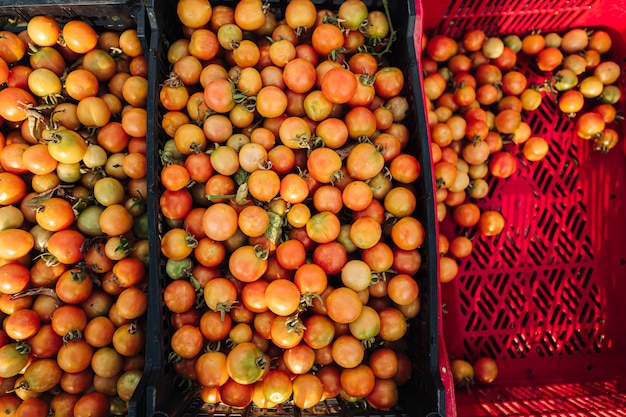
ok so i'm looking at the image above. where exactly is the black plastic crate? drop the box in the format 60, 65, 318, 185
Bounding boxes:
0, 1, 148, 416
144, 1, 444, 416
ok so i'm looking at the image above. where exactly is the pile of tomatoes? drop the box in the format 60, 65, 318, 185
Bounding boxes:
158, 0, 425, 411
422, 27, 623, 284
0, 13, 148, 417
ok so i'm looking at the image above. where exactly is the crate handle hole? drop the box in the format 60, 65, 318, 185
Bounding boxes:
610, 193, 616, 200
620, 259, 625, 265
525, 369, 532, 375
587, 364, 594, 371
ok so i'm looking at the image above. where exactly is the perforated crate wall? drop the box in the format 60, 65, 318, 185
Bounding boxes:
423, 0, 626, 415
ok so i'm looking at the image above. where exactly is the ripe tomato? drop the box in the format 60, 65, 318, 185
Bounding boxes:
321, 67, 357, 104
248, 169, 281, 202
474, 357, 498, 383
325, 287, 363, 325
306, 211, 340, 244
0, 87, 36, 122
261, 369, 292, 404
340, 364, 375, 398
229, 245, 268, 283
452, 359, 475, 386
576, 112, 605, 140
366, 378, 399, 410
426, 35, 458, 62
226, 342, 268, 385
346, 142, 385, 181
0, 262, 29, 294
489, 151, 517, 179
478, 210, 505, 236
292, 373, 323, 409
0, 229, 33, 261
202, 203, 238, 241
265, 279, 301, 316
523, 136, 549, 161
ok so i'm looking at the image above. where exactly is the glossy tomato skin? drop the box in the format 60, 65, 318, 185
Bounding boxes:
226, 342, 268, 385
474, 357, 498, 383
489, 151, 517, 178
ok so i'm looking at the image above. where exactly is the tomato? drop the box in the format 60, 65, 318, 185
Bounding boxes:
576, 112, 605, 140
0, 87, 36, 122
451, 203, 480, 228
73, 392, 109, 417
478, 210, 505, 236
0, 343, 30, 378
366, 378, 399, 410
533, 46, 562, 72
587, 30, 611, 54
579, 76, 604, 99
15, 397, 49, 417
0, 229, 33, 261
264, 279, 301, 316
229, 245, 268, 282
523, 136, 549, 161
45, 128, 88, 164
325, 287, 363, 324
169, 325, 202, 361
451, 359, 474, 386
321, 67, 357, 104
203, 277, 237, 316
0, 31, 25, 64
292, 373, 323, 409
261, 369, 292, 404
226, 342, 268, 385
495, 109, 521, 134
386, 274, 419, 306
427, 35, 458, 62
0, 262, 29, 294
501, 71, 527, 96
341, 364, 375, 398
111, 322, 145, 357
248, 169, 281, 202
560, 28, 588, 53
378, 307, 407, 342
367, 347, 399, 380
489, 151, 517, 179
55, 268, 93, 304
348, 305, 380, 341
474, 357, 498, 383
202, 203, 238, 242
0, 395, 21, 415
346, 142, 385, 181
480, 36, 503, 59
311, 241, 347, 275
305, 211, 340, 244
424, 72, 447, 101
112, 257, 145, 288
593, 128, 619, 153
22, 358, 62, 393
558, 90, 584, 115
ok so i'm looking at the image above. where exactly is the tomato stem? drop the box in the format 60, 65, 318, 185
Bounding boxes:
184, 229, 198, 248
63, 329, 83, 344
172, 374, 195, 392
216, 301, 238, 322
15, 341, 31, 355
168, 351, 183, 364
253, 244, 270, 260
11, 286, 59, 304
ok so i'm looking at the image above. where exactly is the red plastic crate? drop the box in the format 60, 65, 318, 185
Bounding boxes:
422, 0, 626, 416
